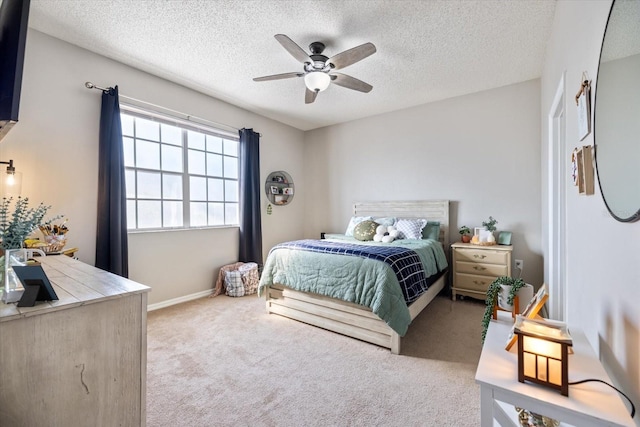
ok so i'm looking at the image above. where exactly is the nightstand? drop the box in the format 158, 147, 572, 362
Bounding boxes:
451, 242, 512, 301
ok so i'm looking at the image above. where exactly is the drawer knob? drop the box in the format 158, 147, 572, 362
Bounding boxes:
473, 266, 486, 271
473, 280, 486, 286
473, 254, 487, 259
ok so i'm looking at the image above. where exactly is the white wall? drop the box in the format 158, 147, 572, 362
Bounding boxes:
304, 80, 543, 286
541, 0, 640, 421
0, 30, 305, 305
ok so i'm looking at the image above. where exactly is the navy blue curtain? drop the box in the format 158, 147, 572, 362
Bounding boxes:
95, 86, 129, 277
238, 128, 262, 264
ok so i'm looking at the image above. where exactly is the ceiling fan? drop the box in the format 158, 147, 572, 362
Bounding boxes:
253, 34, 377, 104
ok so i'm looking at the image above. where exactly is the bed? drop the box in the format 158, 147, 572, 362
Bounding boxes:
259, 200, 450, 354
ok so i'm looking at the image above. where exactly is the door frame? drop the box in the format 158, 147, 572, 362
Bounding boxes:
547, 72, 568, 321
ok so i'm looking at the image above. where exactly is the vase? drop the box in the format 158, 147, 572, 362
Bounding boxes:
497, 283, 534, 313
487, 231, 496, 244
1, 248, 28, 303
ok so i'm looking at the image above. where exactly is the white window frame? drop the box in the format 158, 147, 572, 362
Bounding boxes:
120, 104, 240, 231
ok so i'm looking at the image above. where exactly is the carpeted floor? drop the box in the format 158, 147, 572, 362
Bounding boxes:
146, 293, 485, 426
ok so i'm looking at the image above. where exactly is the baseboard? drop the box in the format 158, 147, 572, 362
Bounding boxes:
147, 289, 213, 312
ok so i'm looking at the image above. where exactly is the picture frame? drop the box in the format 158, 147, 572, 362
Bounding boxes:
520, 283, 549, 318
571, 149, 579, 186
576, 75, 591, 141
13, 265, 59, 307
474, 227, 491, 243
270, 185, 279, 194
473, 227, 483, 241
272, 175, 285, 183
497, 231, 512, 245
575, 145, 594, 195
283, 187, 294, 195
505, 283, 549, 351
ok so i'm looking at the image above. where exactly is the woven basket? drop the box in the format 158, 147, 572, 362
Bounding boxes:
42, 236, 67, 253
471, 241, 497, 246
42, 241, 66, 253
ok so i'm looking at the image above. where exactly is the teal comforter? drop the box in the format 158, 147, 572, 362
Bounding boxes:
258, 237, 448, 336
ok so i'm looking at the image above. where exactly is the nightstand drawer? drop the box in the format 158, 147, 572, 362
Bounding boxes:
454, 273, 496, 292
455, 248, 509, 265
455, 261, 508, 277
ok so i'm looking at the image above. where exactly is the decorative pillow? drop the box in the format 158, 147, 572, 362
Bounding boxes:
345, 216, 373, 236
353, 220, 378, 241
422, 221, 441, 240
373, 217, 396, 227
395, 218, 427, 240
373, 225, 399, 243
225, 270, 245, 297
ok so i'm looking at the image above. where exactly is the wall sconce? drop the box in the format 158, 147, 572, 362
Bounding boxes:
0, 159, 22, 197
514, 316, 573, 396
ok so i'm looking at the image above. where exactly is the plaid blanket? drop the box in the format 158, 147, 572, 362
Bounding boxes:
272, 239, 429, 303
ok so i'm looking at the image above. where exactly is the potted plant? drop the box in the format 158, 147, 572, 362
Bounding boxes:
481, 276, 527, 344
458, 225, 471, 243
482, 216, 498, 243
0, 197, 53, 250
0, 197, 56, 302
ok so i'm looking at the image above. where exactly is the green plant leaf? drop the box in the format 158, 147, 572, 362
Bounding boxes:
481, 276, 526, 344
0, 197, 56, 250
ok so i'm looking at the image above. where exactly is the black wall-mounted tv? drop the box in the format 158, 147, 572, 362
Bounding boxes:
0, 0, 30, 141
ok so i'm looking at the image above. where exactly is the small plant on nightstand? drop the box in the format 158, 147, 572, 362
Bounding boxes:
482, 216, 498, 232
481, 276, 526, 344
482, 216, 498, 244
458, 225, 471, 243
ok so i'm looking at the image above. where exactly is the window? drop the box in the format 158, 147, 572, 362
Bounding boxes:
121, 107, 239, 230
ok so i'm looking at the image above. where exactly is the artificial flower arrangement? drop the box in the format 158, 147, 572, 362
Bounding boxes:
0, 197, 54, 250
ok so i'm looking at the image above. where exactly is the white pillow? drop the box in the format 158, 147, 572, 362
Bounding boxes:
373, 217, 396, 227
345, 216, 373, 236
395, 218, 427, 240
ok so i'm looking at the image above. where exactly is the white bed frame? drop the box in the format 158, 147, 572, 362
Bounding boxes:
264, 200, 450, 354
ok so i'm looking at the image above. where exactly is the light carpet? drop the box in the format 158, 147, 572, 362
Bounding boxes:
146, 293, 485, 426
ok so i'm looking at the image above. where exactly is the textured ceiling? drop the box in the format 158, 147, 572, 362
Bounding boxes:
600, 0, 640, 62
28, 0, 557, 131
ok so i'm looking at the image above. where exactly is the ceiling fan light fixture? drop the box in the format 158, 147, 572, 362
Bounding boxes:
254, 35, 376, 103
304, 71, 331, 92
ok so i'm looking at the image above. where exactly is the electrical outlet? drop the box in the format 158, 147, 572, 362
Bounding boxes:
515, 259, 524, 270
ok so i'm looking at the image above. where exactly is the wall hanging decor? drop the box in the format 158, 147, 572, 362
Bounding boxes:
576, 72, 592, 141
572, 146, 594, 195
265, 171, 295, 206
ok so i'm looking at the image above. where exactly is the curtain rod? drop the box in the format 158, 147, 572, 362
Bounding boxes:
84, 81, 244, 134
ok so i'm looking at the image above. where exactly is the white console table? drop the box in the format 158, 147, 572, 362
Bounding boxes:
0, 255, 150, 427
476, 313, 634, 427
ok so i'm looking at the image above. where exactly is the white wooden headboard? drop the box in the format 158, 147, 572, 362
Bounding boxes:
353, 200, 450, 249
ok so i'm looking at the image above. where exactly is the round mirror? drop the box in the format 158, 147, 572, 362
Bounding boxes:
594, 0, 640, 222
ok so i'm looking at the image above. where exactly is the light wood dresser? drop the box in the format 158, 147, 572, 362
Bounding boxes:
0, 255, 150, 427
451, 242, 512, 301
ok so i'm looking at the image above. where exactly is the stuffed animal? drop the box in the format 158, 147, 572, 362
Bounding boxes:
373, 225, 399, 243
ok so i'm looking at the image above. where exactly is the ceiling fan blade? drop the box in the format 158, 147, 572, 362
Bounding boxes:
327, 42, 376, 70
253, 72, 303, 82
305, 88, 318, 104
330, 72, 373, 93
275, 34, 312, 64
